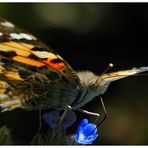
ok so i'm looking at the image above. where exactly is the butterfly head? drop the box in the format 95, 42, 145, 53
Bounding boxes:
77, 71, 110, 95
71, 71, 109, 109
77, 66, 148, 96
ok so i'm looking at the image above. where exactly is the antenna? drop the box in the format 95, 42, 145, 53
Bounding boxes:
97, 63, 114, 84
101, 63, 114, 76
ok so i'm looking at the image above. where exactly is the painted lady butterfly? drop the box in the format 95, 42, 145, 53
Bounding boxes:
0, 18, 148, 115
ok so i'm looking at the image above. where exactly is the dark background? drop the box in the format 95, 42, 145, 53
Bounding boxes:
0, 3, 148, 145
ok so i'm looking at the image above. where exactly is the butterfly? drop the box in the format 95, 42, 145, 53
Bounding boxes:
0, 18, 148, 115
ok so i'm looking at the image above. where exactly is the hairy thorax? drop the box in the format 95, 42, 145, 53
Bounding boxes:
72, 71, 109, 109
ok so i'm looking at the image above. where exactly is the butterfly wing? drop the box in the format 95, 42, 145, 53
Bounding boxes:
0, 18, 80, 111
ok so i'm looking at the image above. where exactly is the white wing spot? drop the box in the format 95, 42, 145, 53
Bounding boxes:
32, 51, 57, 59
1, 21, 14, 28
20, 33, 36, 40
10, 33, 36, 40
10, 33, 24, 40
0, 32, 3, 36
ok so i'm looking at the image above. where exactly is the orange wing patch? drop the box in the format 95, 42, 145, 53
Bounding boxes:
32, 51, 65, 69
0, 41, 33, 57
4, 71, 22, 80
0, 65, 22, 80
12, 55, 45, 67
0, 41, 65, 70
0, 81, 8, 94
44, 59, 64, 70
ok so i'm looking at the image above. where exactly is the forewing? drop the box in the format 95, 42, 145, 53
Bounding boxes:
0, 18, 79, 111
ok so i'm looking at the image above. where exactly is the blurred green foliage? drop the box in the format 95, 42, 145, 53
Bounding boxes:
0, 126, 12, 144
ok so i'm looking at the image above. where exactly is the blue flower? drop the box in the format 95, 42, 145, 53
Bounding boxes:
42, 110, 76, 129
75, 119, 99, 145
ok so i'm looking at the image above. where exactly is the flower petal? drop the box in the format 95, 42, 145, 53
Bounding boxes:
79, 119, 88, 128
75, 119, 88, 141
75, 119, 99, 145
42, 111, 60, 128
43, 110, 76, 129
86, 133, 98, 142
83, 123, 97, 137
78, 129, 98, 144
59, 110, 76, 129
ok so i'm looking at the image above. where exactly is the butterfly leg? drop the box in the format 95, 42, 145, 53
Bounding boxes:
59, 105, 72, 124
97, 96, 107, 126
77, 96, 107, 125
77, 109, 100, 117
49, 105, 73, 144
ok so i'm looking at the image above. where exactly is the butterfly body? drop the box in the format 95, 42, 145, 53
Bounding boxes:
0, 18, 148, 112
